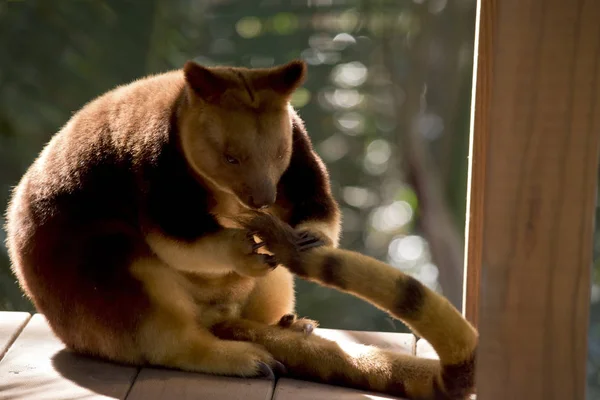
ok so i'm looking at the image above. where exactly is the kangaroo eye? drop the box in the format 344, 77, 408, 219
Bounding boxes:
225, 154, 239, 164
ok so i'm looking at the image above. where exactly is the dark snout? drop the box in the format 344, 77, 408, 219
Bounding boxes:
247, 180, 277, 209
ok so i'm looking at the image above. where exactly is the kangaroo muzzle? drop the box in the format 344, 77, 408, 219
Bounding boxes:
247, 180, 276, 209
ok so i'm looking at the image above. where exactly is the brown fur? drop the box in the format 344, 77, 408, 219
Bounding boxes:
4, 59, 475, 399
211, 212, 478, 399
5, 60, 339, 377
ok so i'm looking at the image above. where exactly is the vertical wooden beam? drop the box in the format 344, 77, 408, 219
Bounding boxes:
463, 0, 491, 327
472, 0, 600, 399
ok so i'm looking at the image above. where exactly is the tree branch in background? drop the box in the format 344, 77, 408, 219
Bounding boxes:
381, 5, 464, 309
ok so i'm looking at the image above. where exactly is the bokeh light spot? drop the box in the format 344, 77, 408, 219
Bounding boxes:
318, 134, 349, 162
335, 111, 365, 135
290, 87, 311, 108
388, 235, 426, 263
332, 61, 368, 88
342, 186, 378, 209
236, 17, 262, 39
366, 139, 391, 165
272, 13, 298, 35
371, 201, 413, 232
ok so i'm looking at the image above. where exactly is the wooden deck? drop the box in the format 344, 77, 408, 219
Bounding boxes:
0, 312, 438, 400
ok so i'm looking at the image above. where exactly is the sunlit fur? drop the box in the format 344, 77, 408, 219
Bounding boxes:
5, 60, 339, 377
211, 213, 478, 400
4, 58, 476, 400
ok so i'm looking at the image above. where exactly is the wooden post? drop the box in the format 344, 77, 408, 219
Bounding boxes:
462, 0, 490, 328
470, 0, 600, 398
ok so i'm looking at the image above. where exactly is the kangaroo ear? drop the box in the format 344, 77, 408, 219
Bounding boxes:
268, 60, 307, 96
183, 61, 228, 100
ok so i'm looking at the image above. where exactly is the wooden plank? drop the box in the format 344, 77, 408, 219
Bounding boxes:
126, 368, 274, 400
272, 329, 415, 400
0, 314, 137, 400
473, 0, 600, 399
314, 328, 416, 354
0, 312, 31, 361
128, 329, 414, 400
415, 339, 438, 360
462, 0, 490, 328
273, 378, 401, 400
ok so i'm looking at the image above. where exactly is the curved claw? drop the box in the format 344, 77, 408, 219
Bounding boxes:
256, 362, 276, 380
261, 254, 279, 269
298, 230, 311, 239
295, 233, 326, 252
246, 230, 259, 241
255, 361, 287, 380
303, 323, 315, 335
278, 313, 296, 328
273, 361, 288, 376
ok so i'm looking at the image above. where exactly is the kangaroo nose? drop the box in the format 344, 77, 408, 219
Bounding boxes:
249, 194, 275, 209
249, 184, 276, 209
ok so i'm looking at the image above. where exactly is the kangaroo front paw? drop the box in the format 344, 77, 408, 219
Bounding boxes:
239, 213, 327, 269
230, 230, 280, 277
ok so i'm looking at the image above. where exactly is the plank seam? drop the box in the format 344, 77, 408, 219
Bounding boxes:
268, 376, 277, 400
123, 367, 142, 400
0, 313, 32, 362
